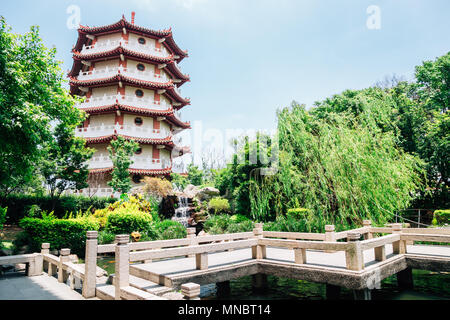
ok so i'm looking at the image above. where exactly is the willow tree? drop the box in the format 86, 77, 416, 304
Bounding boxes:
249, 103, 425, 231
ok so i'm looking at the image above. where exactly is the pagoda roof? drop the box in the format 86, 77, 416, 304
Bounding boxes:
69, 74, 190, 107
85, 134, 174, 146
69, 47, 190, 84
88, 167, 172, 176
80, 103, 191, 129
74, 16, 188, 62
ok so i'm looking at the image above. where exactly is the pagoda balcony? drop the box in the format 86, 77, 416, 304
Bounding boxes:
87, 155, 171, 171
81, 39, 169, 58
75, 123, 172, 139
75, 93, 171, 111
77, 66, 170, 84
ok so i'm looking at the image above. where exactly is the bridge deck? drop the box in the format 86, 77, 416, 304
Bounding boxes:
129, 244, 450, 290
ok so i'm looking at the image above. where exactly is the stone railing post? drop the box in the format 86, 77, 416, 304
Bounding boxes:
186, 228, 197, 257
58, 248, 71, 283
181, 282, 201, 300
41, 243, 50, 273
324, 225, 336, 253
345, 232, 364, 271
252, 223, 266, 259
391, 223, 406, 254
82, 231, 98, 298
363, 220, 373, 239
115, 234, 130, 300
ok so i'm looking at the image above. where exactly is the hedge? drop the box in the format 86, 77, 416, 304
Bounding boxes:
433, 209, 450, 225
18, 216, 100, 257
0, 194, 116, 224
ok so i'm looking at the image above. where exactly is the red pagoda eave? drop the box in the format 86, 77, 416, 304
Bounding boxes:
74, 17, 187, 62
85, 134, 174, 146
79, 103, 191, 129
88, 167, 172, 176
69, 48, 189, 83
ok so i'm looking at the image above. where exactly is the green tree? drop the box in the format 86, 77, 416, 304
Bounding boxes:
107, 137, 139, 194
40, 122, 94, 207
187, 163, 204, 186
0, 18, 83, 196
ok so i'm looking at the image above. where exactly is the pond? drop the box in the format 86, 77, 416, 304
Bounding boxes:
94, 256, 449, 300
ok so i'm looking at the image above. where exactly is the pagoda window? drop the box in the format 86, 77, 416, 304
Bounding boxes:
134, 117, 143, 126
137, 63, 145, 71
135, 89, 144, 97
132, 175, 142, 184
138, 37, 146, 45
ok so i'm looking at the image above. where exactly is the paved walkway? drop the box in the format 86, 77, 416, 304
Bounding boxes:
0, 272, 85, 300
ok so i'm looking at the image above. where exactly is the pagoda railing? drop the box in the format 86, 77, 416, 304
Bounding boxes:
87, 154, 171, 171
75, 93, 172, 111
75, 123, 172, 139
77, 66, 171, 84
81, 39, 169, 59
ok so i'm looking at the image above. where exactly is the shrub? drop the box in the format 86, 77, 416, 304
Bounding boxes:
227, 220, 254, 233
262, 215, 315, 233
18, 215, 100, 256
208, 197, 231, 214
0, 194, 116, 224
204, 214, 232, 234
230, 214, 250, 224
286, 208, 311, 220
0, 206, 7, 233
105, 203, 153, 235
433, 210, 450, 225
98, 230, 116, 245
154, 220, 187, 240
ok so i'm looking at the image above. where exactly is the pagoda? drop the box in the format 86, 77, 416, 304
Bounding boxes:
69, 12, 191, 197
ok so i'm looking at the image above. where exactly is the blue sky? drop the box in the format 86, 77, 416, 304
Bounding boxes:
1, 0, 449, 162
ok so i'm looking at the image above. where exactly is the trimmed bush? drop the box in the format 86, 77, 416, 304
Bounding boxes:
105, 206, 153, 235
227, 220, 254, 233
433, 210, 450, 225
208, 197, 231, 214
18, 215, 100, 256
0, 194, 116, 224
204, 214, 232, 234
263, 215, 315, 233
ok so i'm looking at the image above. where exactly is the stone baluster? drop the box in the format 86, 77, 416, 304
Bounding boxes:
41, 243, 50, 273
324, 225, 336, 253
58, 248, 71, 283
391, 223, 407, 254
363, 220, 373, 239
115, 234, 130, 300
181, 282, 201, 300
82, 231, 98, 298
345, 232, 364, 271
186, 228, 197, 257
252, 223, 266, 260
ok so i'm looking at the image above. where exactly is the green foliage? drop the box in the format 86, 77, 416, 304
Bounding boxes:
0, 18, 87, 196
208, 197, 231, 214
286, 208, 311, 220
230, 214, 250, 223
98, 230, 116, 245
263, 215, 311, 233
0, 206, 6, 232
153, 220, 187, 240
187, 163, 204, 186
0, 194, 116, 224
170, 173, 188, 190
18, 215, 99, 256
104, 202, 153, 235
107, 136, 139, 194
204, 214, 254, 234
433, 210, 450, 225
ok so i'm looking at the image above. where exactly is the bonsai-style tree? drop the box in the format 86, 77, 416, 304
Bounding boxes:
107, 136, 139, 195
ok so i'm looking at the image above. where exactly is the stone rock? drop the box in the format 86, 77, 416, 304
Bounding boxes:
196, 187, 220, 202
184, 184, 200, 199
